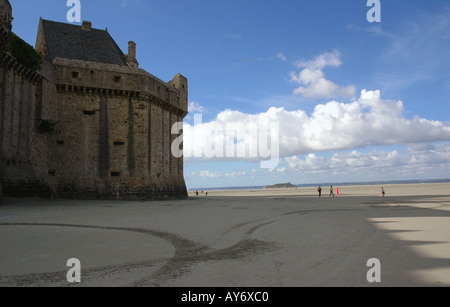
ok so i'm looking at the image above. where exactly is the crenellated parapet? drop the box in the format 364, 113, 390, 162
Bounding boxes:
1, 52, 42, 84
51, 58, 188, 116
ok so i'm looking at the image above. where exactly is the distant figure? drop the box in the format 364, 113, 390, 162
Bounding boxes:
206, 192, 208, 196
196, 191, 199, 196
381, 187, 385, 197
329, 186, 335, 197
318, 186, 322, 197
336, 187, 340, 196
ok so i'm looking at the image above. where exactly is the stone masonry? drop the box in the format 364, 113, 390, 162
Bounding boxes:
0, 0, 13, 202
0, 2, 188, 201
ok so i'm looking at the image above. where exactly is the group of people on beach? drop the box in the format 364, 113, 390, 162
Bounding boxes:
192, 190, 208, 196
317, 186, 386, 197
317, 186, 339, 197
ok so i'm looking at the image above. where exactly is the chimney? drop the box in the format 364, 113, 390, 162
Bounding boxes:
81, 20, 92, 31
126, 41, 139, 68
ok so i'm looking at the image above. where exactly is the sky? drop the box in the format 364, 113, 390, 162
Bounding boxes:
9, 0, 450, 189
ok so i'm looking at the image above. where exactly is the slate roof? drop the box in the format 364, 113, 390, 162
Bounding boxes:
40, 19, 128, 66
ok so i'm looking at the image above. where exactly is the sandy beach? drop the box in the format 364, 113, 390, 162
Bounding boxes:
0, 182, 449, 287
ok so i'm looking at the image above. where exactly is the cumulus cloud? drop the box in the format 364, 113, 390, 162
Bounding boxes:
293, 50, 342, 70
189, 102, 207, 113
183, 90, 450, 161
289, 50, 356, 99
283, 143, 450, 178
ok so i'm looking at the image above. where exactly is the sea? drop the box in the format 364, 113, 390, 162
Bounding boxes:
189, 178, 450, 192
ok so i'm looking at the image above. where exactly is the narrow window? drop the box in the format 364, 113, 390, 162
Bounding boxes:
111, 171, 121, 177
114, 76, 121, 82
114, 141, 125, 146
71, 71, 79, 78
56, 140, 65, 145
83, 110, 96, 115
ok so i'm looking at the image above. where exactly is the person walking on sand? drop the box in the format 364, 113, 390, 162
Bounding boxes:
329, 186, 335, 197
336, 187, 340, 196
318, 186, 322, 197
381, 187, 385, 197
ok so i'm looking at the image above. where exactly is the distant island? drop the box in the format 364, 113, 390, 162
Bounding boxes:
263, 182, 297, 189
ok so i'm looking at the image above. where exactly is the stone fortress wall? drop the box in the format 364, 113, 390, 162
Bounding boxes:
0, 1, 189, 201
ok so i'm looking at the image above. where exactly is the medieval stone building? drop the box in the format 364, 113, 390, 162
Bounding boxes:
0, 0, 188, 201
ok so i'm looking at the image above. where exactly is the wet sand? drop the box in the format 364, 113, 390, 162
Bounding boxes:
0, 182, 449, 287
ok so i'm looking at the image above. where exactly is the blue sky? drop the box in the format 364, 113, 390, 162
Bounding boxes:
9, 0, 450, 189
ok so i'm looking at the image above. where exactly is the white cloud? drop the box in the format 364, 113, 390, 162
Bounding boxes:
283, 143, 450, 179
189, 102, 207, 113
195, 170, 247, 179
198, 170, 222, 179
226, 170, 248, 177
293, 50, 342, 70
291, 72, 356, 98
290, 50, 356, 99
183, 90, 450, 161
276, 52, 287, 61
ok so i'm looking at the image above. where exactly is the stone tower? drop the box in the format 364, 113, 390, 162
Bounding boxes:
35, 19, 189, 200
0, 11, 189, 201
